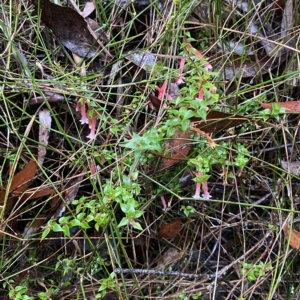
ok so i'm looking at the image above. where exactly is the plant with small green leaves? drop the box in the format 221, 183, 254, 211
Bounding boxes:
122, 128, 163, 158
181, 205, 195, 216
172, 290, 202, 300
192, 291, 202, 299
96, 273, 116, 299
186, 141, 250, 199
240, 260, 272, 282
42, 175, 144, 240
268, 223, 279, 234
232, 143, 250, 175
38, 288, 58, 300
7, 282, 34, 300
259, 103, 286, 121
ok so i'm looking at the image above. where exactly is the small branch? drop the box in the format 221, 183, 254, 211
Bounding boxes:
114, 268, 217, 279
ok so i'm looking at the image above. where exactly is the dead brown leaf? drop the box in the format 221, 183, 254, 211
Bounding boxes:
158, 218, 182, 239
283, 223, 300, 250
32, 0, 98, 58
20, 187, 55, 203
260, 101, 300, 113
0, 160, 37, 212
3, 159, 37, 198
159, 131, 191, 171
0, 159, 38, 214
192, 111, 247, 133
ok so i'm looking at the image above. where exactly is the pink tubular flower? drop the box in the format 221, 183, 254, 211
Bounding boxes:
176, 58, 186, 84
184, 39, 213, 71
76, 101, 88, 124
89, 160, 100, 179
76, 99, 98, 140
193, 170, 202, 199
202, 180, 211, 199
86, 110, 97, 140
160, 195, 167, 211
193, 170, 211, 199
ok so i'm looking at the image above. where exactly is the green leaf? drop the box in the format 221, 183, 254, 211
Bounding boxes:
53, 223, 63, 232
183, 109, 194, 120
77, 212, 85, 220
41, 228, 51, 240
118, 217, 129, 227
80, 221, 91, 229
132, 222, 143, 230
181, 119, 190, 131
62, 225, 70, 237
133, 210, 144, 218
71, 219, 81, 227
120, 203, 129, 213
248, 272, 256, 282
196, 108, 207, 120
86, 214, 94, 222
59, 216, 69, 224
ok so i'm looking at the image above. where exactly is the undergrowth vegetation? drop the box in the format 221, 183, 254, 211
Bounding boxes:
1, 0, 300, 299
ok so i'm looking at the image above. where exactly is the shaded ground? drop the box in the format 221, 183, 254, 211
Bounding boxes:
1, 0, 300, 299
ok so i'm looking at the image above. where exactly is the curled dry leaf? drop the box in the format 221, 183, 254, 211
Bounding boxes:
2, 160, 38, 198
125, 51, 157, 73
0, 160, 55, 217
22, 214, 47, 241
52, 170, 84, 218
20, 187, 55, 203
280, 160, 300, 176
38, 109, 51, 165
81, 1, 95, 18
158, 217, 182, 239
159, 247, 185, 268
29, 92, 65, 105
283, 222, 300, 250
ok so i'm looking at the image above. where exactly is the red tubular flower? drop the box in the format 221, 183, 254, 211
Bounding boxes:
197, 87, 204, 101
89, 160, 97, 179
156, 80, 168, 99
